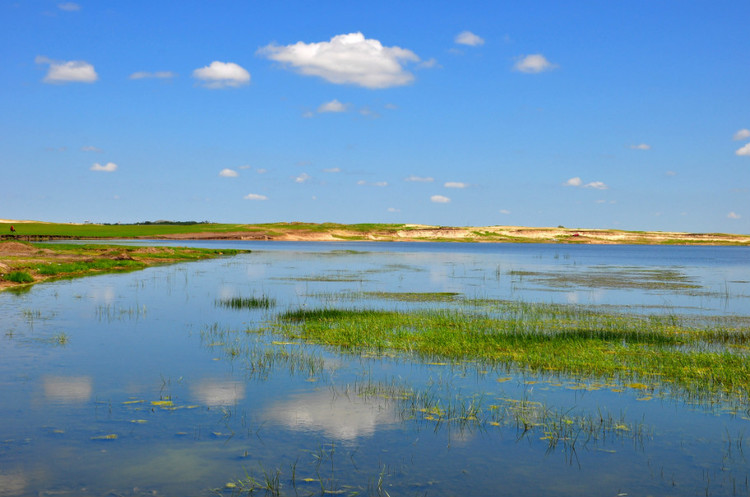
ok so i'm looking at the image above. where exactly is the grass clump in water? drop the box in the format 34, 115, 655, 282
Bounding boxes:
218, 295, 276, 310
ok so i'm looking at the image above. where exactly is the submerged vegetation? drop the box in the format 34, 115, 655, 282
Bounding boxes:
217, 295, 277, 310
273, 302, 750, 404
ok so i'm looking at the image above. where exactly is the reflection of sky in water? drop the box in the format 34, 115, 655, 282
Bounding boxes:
264, 390, 398, 441
1, 241, 749, 496
191, 379, 245, 406
42, 376, 92, 403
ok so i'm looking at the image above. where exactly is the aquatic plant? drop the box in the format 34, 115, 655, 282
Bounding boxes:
217, 295, 276, 310
4, 271, 34, 283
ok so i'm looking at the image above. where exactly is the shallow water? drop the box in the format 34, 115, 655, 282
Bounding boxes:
1, 242, 749, 496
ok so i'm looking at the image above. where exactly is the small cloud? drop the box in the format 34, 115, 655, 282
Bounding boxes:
258, 32, 420, 89
736, 143, 750, 156
323, 168, 341, 173
192, 61, 250, 89
665, 171, 677, 176
513, 54, 557, 74
130, 71, 177, 80
564, 177, 607, 189
58, 2, 80, 11
219, 168, 238, 178
418, 58, 439, 69
90, 162, 117, 172
584, 181, 608, 190
318, 99, 348, 113
405, 175, 434, 183
256, 168, 267, 174
444, 181, 468, 188
733, 129, 750, 141
36, 56, 98, 83
302, 111, 315, 118
238, 165, 252, 170
455, 31, 484, 46
373, 181, 388, 187
728, 212, 741, 219
384, 103, 398, 110
359, 106, 380, 118
387, 207, 400, 212
630, 143, 651, 150
295, 173, 311, 183
244, 193, 268, 201
81, 145, 102, 152
499, 209, 511, 215
430, 195, 451, 203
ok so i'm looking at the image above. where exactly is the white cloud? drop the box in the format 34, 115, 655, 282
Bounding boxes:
323, 168, 341, 173
357, 180, 388, 187
317, 99, 348, 113
733, 129, 750, 141
455, 31, 484, 46
499, 209, 511, 215
584, 181, 608, 190
430, 195, 451, 203
238, 165, 252, 170
564, 177, 608, 189
256, 168, 267, 174
444, 181, 468, 188
58, 2, 80, 11
373, 181, 388, 187
736, 143, 750, 156
295, 173, 311, 183
81, 145, 101, 152
219, 168, 238, 177
130, 71, 177, 80
36, 56, 98, 83
244, 193, 267, 201
630, 143, 651, 150
258, 32, 420, 89
387, 207, 400, 212
384, 103, 398, 110
90, 162, 117, 172
405, 175, 434, 182
728, 212, 741, 219
192, 61, 250, 89
513, 54, 557, 74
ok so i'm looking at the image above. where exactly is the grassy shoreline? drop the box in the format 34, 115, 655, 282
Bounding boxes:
1, 221, 749, 245
0, 240, 247, 291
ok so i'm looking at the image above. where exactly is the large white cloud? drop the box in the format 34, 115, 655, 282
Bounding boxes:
90, 162, 117, 172
192, 61, 250, 89
258, 32, 420, 89
513, 54, 557, 74
36, 56, 98, 83
733, 129, 750, 141
736, 143, 750, 156
455, 31, 484, 46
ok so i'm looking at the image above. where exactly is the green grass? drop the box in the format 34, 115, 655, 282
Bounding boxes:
217, 295, 276, 310
4, 271, 34, 283
275, 303, 750, 403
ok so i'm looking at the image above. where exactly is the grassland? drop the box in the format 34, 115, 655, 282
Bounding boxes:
271, 302, 750, 404
0, 240, 246, 291
2, 220, 749, 245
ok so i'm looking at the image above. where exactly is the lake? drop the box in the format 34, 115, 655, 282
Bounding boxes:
1, 241, 749, 496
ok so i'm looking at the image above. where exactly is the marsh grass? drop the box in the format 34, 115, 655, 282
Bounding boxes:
508, 267, 702, 291
4, 271, 34, 283
217, 295, 276, 310
276, 303, 750, 404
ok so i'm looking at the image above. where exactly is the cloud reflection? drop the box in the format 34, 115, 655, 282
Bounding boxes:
191, 380, 245, 406
43, 376, 92, 403
0, 471, 26, 496
264, 390, 397, 441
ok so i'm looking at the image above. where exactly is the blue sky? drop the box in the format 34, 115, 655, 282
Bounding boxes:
1, 1, 748, 233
